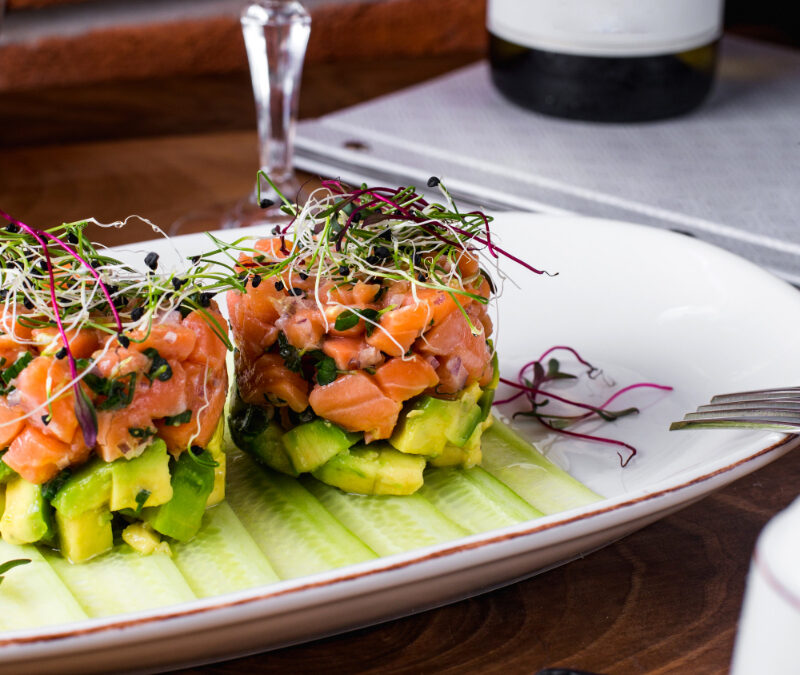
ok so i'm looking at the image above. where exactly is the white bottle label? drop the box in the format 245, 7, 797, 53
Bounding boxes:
487, 0, 724, 57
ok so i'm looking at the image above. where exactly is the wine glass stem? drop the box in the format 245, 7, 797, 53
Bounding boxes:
242, 1, 311, 198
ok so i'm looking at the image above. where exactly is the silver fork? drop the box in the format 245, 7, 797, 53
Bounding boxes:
670, 387, 800, 432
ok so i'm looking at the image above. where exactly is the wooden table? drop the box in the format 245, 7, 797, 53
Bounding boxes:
2, 53, 799, 675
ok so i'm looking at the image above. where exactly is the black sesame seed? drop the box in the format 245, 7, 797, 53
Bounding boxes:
131, 306, 144, 321
55, 347, 68, 360
378, 229, 392, 241
144, 252, 159, 270
417, 272, 426, 282
427, 176, 440, 188
373, 245, 391, 259
337, 265, 349, 276
199, 292, 214, 307
171, 277, 186, 290
23, 297, 34, 310
5, 223, 20, 233
274, 281, 285, 291
298, 272, 308, 281
251, 274, 262, 288
39, 261, 48, 272
66, 232, 79, 245
41, 415, 50, 426
289, 288, 304, 296
189, 255, 201, 265
90, 259, 101, 269
259, 198, 275, 209
366, 255, 379, 265
0, 289, 7, 299
118, 334, 130, 348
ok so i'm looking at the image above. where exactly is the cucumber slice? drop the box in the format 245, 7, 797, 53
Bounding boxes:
419, 466, 544, 534
44, 546, 195, 617
303, 478, 467, 557
481, 418, 602, 514
170, 502, 279, 598
224, 450, 376, 579
0, 540, 87, 630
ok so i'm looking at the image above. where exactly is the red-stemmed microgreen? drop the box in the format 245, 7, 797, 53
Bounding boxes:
494, 346, 672, 466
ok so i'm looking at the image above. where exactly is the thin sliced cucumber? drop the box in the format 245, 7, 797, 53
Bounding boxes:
171, 502, 279, 597
419, 466, 544, 534
481, 418, 602, 514
225, 450, 376, 579
44, 546, 195, 618
0, 540, 87, 630
303, 478, 467, 557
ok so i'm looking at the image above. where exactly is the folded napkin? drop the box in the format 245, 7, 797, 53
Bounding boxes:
296, 36, 800, 284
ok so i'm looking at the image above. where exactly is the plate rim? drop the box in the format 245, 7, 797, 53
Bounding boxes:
1, 212, 798, 655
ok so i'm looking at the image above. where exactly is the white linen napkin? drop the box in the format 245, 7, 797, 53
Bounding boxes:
296, 36, 800, 284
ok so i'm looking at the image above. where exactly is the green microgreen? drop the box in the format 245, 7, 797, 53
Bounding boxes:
164, 410, 192, 426
0, 559, 31, 585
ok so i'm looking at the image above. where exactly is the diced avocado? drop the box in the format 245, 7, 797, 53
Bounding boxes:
0, 476, 53, 545
313, 442, 425, 496
142, 449, 215, 542
429, 415, 492, 469
122, 522, 170, 556
0, 454, 16, 484
390, 383, 484, 456
110, 439, 173, 511
229, 404, 298, 476
282, 419, 359, 473
56, 507, 113, 563
51, 457, 113, 517
205, 419, 226, 507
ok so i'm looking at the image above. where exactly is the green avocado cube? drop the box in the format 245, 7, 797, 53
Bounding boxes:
142, 449, 215, 542
51, 457, 113, 518
313, 443, 425, 496
56, 507, 113, 563
110, 439, 173, 511
282, 419, 359, 473
0, 476, 53, 545
229, 405, 298, 476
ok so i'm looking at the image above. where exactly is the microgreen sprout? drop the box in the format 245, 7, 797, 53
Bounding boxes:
0, 210, 234, 446
494, 346, 672, 466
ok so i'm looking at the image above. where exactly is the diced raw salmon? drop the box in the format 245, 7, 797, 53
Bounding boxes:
228, 290, 279, 362
373, 354, 440, 402
16, 356, 80, 444
416, 306, 493, 394
366, 302, 430, 357
156, 361, 228, 452
308, 372, 401, 442
0, 307, 33, 341
127, 313, 197, 361
457, 251, 481, 278
92, 347, 150, 379
322, 336, 383, 371
3, 425, 88, 484
0, 336, 28, 369
133, 359, 189, 420
31, 328, 99, 359
237, 352, 309, 413
184, 308, 227, 371
412, 288, 462, 328
0, 398, 24, 449
96, 409, 156, 462
277, 306, 325, 351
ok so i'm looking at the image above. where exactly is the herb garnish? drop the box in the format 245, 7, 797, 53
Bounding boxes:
164, 410, 192, 426
494, 346, 672, 466
277, 332, 302, 372
142, 348, 172, 383
0, 559, 31, 585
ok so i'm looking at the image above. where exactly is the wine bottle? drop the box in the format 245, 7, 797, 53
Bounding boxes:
488, 0, 724, 122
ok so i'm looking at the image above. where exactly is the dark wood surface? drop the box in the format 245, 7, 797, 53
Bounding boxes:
2, 51, 799, 675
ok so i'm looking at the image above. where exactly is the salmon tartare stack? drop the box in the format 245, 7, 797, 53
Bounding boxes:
227, 178, 508, 496
0, 212, 229, 562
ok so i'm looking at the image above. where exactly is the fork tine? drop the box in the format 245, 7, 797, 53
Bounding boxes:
669, 419, 800, 431
683, 409, 800, 423
710, 388, 800, 404
698, 401, 800, 413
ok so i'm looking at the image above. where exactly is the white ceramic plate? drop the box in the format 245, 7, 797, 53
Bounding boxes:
2, 214, 799, 674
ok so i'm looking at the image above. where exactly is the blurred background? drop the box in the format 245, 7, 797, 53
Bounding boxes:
1, 0, 797, 148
